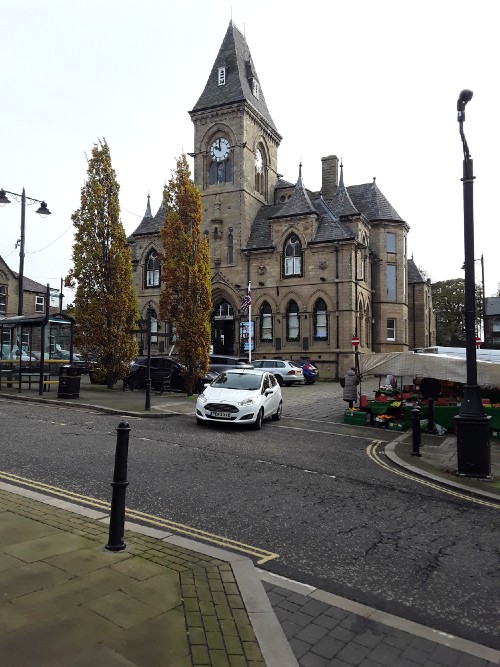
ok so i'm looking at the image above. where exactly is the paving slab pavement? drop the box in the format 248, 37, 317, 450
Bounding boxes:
1, 377, 500, 665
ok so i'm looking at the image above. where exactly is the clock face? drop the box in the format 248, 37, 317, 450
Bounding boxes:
210, 137, 230, 162
255, 148, 264, 173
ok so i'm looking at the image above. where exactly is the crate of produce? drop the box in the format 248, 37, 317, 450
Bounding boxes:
370, 401, 392, 415
388, 421, 407, 432
343, 409, 369, 425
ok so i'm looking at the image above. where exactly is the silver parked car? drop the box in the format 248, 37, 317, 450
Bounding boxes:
251, 359, 305, 386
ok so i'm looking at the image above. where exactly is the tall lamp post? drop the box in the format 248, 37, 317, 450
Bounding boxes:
145, 304, 153, 411
0, 188, 51, 315
454, 90, 491, 478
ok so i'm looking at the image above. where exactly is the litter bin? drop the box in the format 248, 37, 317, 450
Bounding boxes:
58, 365, 81, 398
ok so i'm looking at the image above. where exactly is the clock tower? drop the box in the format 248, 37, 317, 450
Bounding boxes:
189, 21, 281, 275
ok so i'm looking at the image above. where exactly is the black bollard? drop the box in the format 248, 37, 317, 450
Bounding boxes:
411, 408, 422, 457
105, 421, 131, 551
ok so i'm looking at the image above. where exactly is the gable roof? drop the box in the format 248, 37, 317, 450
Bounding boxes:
270, 165, 317, 220
0, 256, 47, 293
311, 197, 355, 243
190, 21, 279, 136
407, 257, 426, 284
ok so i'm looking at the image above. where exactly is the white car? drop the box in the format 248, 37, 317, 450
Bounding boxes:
195, 369, 282, 429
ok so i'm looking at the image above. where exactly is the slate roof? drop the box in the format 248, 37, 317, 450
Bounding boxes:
347, 178, 403, 222
485, 297, 500, 316
246, 169, 356, 250
12, 274, 47, 293
407, 257, 426, 283
190, 21, 279, 136
327, 164, 359, 217
270, 165, 317, 220
311, 197, 355, 243
245, 203, 283, 250
130, 197, 165, 238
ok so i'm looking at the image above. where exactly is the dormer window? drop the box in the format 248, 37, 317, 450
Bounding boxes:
218, 67, 226, 86
251, 79, 259, 99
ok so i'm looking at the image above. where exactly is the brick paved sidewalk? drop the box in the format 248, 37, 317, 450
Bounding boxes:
0, 485, 294, 667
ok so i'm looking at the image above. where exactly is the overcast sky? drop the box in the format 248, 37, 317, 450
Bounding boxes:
2, 0, 498, 307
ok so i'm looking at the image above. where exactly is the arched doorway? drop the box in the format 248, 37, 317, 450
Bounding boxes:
212, 299, 235, 354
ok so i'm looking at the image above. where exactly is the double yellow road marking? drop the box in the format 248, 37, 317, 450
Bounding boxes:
0, 469, 279, 564
367, 441, 500, 510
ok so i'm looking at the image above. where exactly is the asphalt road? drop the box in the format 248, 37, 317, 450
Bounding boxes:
1, 397, 499, 651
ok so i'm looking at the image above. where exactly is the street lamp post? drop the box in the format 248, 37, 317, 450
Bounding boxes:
145, 304, 152, 411
454, 90, 491, 478
0, 188, 51, 315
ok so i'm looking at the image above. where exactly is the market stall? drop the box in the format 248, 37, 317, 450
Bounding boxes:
343, 352, 500, 435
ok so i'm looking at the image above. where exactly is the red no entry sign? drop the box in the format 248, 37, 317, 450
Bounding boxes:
351, 336, 360, 347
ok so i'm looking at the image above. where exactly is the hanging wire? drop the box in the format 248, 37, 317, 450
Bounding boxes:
26, 224, 74, 253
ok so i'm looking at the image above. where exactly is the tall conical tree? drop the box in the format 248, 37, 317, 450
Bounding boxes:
160, 154, 211, 395
66, 140, 138, 388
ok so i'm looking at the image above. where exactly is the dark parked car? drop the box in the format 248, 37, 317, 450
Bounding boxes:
301, 361, 319, 385
124, 356, 217, 393
72, 355, 99, 374
209, 354, 253, 374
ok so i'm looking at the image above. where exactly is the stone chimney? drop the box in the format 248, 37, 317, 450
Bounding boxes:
321, 155, 339, 200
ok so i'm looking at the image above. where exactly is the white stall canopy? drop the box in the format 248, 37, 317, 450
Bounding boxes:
359, 352, 500, 387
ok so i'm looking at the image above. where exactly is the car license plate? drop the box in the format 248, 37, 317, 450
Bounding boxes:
211, 411, 231, 419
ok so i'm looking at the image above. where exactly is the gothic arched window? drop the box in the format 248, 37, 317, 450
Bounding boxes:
286, 300, 300, 342
283, 234, 303, 277
313, 298, 328, 340
260, 301, 273, 342
255, 145, 266, 195
145, 250, 160, 288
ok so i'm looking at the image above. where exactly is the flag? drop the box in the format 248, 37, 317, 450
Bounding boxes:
240, 283, 251, 313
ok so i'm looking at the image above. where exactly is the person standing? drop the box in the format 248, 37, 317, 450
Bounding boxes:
342, 367, 359, 408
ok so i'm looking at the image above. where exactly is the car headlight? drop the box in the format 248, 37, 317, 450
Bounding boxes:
198, 393, 208, 404
237, 397, 257, 406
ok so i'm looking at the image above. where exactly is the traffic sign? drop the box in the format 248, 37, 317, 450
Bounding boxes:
475, 336, 481, 349
351, 336, 360, 347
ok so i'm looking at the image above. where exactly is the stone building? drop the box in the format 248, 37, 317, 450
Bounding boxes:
0, 256, 54, 318
407, 258, 436, 350
484, 297, 500, 347
129, 21, 435, 377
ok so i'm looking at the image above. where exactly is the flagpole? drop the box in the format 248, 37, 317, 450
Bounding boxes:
248, 281, 252, 364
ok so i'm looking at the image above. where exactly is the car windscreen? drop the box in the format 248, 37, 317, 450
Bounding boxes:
211, 372, 261, 391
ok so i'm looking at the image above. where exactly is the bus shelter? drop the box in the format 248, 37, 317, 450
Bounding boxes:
0, 312, 75, 395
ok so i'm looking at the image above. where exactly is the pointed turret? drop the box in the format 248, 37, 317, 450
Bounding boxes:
130, 195, 166, 237
327, 162, 359, 217
144, 194, 152, 219
270, 164, 317, 219
190, 21, 279, 134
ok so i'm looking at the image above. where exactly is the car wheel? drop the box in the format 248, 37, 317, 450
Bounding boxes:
253, 408, 264, 430
275, 375, 284, 386
196, 417, 205, 426
272, 401, 282, 421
